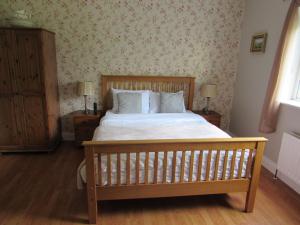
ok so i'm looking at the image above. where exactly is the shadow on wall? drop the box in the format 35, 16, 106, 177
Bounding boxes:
59, 82, 80, 140
61, 110, 88, 141
59, 82, 78, 101
61, 112, 75, 140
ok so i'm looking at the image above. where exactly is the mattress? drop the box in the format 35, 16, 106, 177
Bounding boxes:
77, 111, 251, 188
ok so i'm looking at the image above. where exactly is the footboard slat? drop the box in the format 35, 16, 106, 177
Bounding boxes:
83, 137, 267, 224
246, 149, 253, 178
172, 151, 177, 183
188, 151, 194, 182
98, 154, 102, 186
154, 152, 158, 184
136, 152, 140, 184
206, 150, 212, 181
117, 153, 121, 185
126, 153, 130, 185
107, 154, 111, 186
238, 149, 245, 179
145, 152, 149, 184
222, 151, 229, 180
197, 150, 203, 181
230, 150, 237, 179
163, 151, 168, 183
214, 150, 220, 180
180, 151, 186, 182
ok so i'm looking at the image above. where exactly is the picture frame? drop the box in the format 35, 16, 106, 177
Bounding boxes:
250, 33, 268, 53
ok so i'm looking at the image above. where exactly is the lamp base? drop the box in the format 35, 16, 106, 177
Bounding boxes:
84, 95, 88, 114
202, 107, 209, 115
202, 97, 211, 115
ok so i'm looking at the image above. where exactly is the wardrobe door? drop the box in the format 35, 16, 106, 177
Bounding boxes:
0, 31, 20, 147
21, 95, 48, 146
0, 31, 14, 94
14, 30, 43, 94
0, 97, 19, 146
15, 30, 47, 147
13, 30, 48, 146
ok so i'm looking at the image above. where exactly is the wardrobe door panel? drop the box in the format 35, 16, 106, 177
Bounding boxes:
0, 31, 14, 94
22, 95, 48, 146
14, 31, 43, 94
0, 97, 19, 146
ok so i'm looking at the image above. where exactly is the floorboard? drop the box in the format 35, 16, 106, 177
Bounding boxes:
0, 142, 300, 225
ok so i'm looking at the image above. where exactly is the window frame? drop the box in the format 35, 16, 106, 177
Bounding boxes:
290, 8, 300, 102
291, 64, 300, 101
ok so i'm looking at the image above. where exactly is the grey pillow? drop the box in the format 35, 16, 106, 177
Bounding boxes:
160, 91, 186, 113
111, 88, 149, 112
117, 92, 149, 114
149, 92, 161, 113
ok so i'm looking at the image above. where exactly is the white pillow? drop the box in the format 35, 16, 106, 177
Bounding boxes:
160, 91, 186, 113
111, 88, 149, 112
117, 92, 149, 114
149, 92, 160, 113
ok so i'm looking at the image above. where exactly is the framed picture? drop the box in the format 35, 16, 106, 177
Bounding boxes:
250, 33, 268, 53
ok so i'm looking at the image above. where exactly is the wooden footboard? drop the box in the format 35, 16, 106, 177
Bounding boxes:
83, 137, 267, 224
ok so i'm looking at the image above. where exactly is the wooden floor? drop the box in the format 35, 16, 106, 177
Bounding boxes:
0, 142, 300, 225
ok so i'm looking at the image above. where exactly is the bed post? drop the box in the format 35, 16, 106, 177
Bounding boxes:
85, 146, 97, 224
245, 141, 266, 212
187, 77, 195, 110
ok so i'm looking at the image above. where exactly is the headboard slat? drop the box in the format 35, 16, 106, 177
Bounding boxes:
101, 75, 195, 111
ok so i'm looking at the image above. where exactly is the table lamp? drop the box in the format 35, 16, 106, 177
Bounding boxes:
78, 81, 94, 114
200, 84, 217, 115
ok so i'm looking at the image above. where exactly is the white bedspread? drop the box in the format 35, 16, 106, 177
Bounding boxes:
93, 111, 230, 140
77, 111, 250, 189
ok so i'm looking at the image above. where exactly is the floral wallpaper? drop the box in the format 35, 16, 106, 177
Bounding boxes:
0, 0, 245, 138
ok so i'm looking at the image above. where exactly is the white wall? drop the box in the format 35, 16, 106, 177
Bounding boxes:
230, 0, 300, 170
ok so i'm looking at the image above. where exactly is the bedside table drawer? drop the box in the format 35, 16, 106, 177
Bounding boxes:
74, 117, 100, 126
74, 126, 97, 146
75, 126, 95, 139
207, 119, 220, 127
192, 110, 221, 128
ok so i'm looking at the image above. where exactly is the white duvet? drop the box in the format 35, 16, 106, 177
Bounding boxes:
93, 111, 230, 140
77, 111, 251, 189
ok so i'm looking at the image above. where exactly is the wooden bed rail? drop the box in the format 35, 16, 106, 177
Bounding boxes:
83, 137, 267, 224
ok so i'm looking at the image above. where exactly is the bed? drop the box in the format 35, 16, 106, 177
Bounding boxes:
82, 75, 267, 224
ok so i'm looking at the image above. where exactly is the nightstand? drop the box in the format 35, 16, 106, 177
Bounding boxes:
193, 110, 221, 128
73, 111, 103, 146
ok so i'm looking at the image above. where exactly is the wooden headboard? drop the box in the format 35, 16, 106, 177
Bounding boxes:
101, 75, 195, 111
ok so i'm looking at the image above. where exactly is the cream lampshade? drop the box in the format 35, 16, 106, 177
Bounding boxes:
78, 81, 94, 114
200, 84, 217, 114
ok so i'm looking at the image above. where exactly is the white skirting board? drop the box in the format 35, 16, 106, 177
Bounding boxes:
277, 170, 300, 194
262, 156, 277, 174
262, 155, 300, 194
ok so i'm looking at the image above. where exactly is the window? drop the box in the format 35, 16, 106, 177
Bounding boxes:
290, 8, 300, 102
279, 7, 300, 102
292, 71, 300, 100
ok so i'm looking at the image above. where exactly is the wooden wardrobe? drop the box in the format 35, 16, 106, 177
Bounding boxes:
0, 28, 61, 152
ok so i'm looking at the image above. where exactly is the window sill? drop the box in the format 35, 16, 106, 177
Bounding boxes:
281, 100, 300, 108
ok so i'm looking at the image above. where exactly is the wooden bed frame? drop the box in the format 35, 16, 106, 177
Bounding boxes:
83, 75, 267, 224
